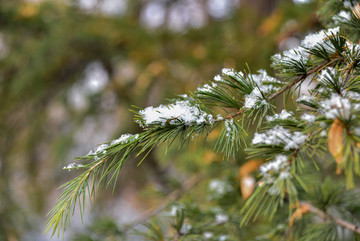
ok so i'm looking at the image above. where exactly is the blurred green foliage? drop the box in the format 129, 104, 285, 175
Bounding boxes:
0, 0, 319, 240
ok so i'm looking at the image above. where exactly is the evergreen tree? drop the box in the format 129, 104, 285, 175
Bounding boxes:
46, 1, 360, 240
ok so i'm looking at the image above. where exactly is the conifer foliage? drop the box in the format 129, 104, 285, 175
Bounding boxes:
47, 1, 360, 240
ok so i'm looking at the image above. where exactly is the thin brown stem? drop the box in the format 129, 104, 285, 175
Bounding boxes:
301, 201, 360, 234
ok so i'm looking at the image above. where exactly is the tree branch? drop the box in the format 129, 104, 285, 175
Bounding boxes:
224, 58, 340, 120
301, 201, 360, 234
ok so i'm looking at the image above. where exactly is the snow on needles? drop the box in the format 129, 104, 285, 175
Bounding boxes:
197, 82, 218, 93
319, 94, 360, 120
87, 133, 139, 157
259, 155, 292, 195
266, 109, 293, 122
63, 163, 84, 171
252, 126, 307, 151
259, 155, 288, 176
244, 69, 280, 109
273, 27, 340, 65
138, 100, 215, 127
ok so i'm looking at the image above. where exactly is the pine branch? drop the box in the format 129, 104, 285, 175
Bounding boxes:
301, 201, 360, 234
224, 58, 340, 120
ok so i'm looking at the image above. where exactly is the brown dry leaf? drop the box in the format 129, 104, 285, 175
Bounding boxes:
241, 176, 256, 199
289, 203, 311, 227
238, 159, 263, 178
328, 118, 344, 169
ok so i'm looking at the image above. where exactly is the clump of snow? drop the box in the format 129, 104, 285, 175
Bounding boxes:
63, 163, 84, 171
208, 179, 233, 199
266, 109, 293, 122
197, 82, 218, 93
318, 67, 338, 83
346, 91, 360, 100
218, 235, 229, 241
111, 133, 139, 146
319, 94, 355, 119
216, 114, 224, 121
217, 68, 245, 83
259, 155, 292, 195
224, 119, 234, 138
252, 126, 307, 151
214, 74, 223, 82
272, 47, 308, 66
333, 10, 351, 22
179, 94, 189, 98
222, 68, 237, 77
86, 134, 139, 160
215, 213, 229, 224
301, 27, 339, 49
244, 70, 280, 109
180, 223, 191, 234
259, 155, 288, 175
87, 143, 108, 156
301, 113, 316, 123
138, 100, 215, 127
203, 232, 214, 239
273, 27, 340, 65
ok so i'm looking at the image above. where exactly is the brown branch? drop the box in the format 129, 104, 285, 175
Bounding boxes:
301, 201, 360, 234
123, 174, 206, 230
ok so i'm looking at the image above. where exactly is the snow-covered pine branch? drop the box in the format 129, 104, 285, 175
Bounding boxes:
46, 1, 360, 239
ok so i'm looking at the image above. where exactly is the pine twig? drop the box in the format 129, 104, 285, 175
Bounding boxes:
225, 58, 340, 120
301, 201, 360, 234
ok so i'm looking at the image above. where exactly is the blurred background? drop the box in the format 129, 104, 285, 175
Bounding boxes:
0, 0, 319, 240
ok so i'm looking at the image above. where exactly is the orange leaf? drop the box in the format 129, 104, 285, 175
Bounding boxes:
328, 118, 344, 168
238, 159, 263, 178
289, 203, 310, 227
241, 176, 256, 199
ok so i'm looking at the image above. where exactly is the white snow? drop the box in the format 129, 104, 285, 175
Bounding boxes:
215, 213, 229, 224
252, 126, 307, 150
203, 232, 214, 239
219, 235, 229, 241
266, 109, 293, 122
244, 70, 280, 109
258, 155, 292, 194
317, 67, 341, 86
301, 113, 316, 123
208, 179, 233, 198
111, 133, 139, 146
273, 27, 340, 65
259, 155, 288, 175
63, 163, 84, 170
222, 68, 237, 77
139, 100, 215, 126
197, 82, 218, 93
301, 27, 339, 49
224, 119, 234, 137
319, 94, 353, 119
180, 223, 192, 234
